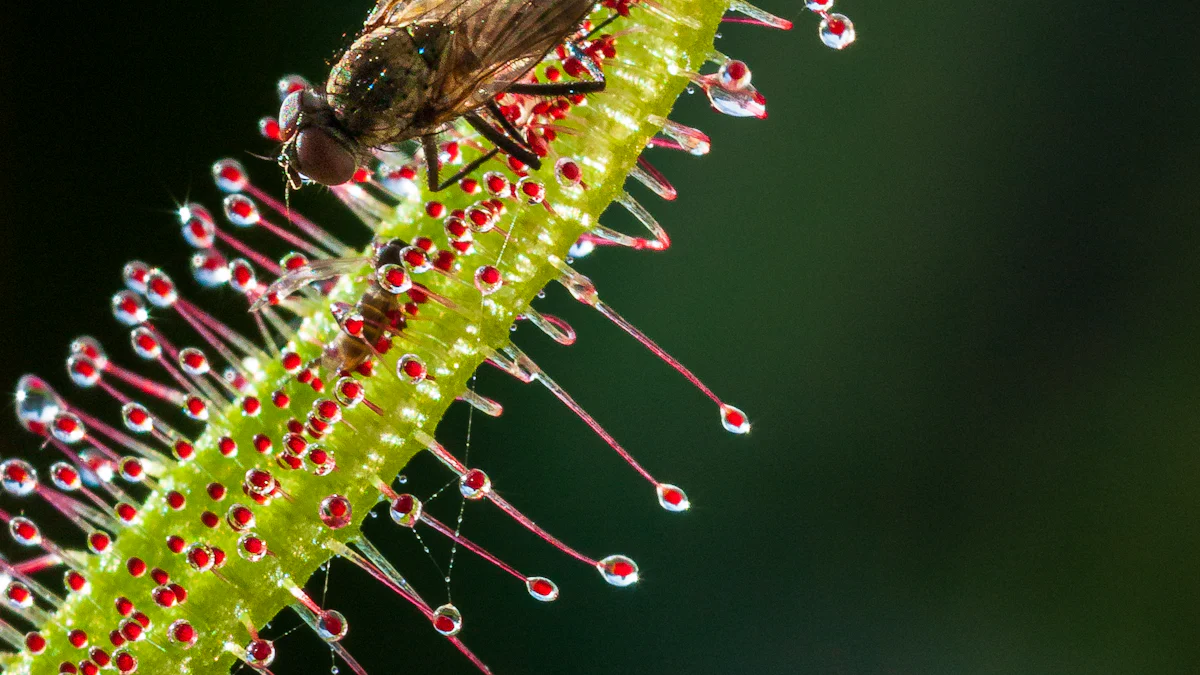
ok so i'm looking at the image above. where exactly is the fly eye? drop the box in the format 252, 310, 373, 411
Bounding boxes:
295, 127, 357, 187
278, 89, 326, 143
278, 91, 304, 142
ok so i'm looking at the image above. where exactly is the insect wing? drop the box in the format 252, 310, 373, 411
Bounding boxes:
367, 0, 475, 30
368, 0, 596, 129
249, 257, 370, 312
431, 0, 596, 116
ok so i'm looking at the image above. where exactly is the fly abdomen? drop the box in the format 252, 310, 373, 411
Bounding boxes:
322, 283, 400, 374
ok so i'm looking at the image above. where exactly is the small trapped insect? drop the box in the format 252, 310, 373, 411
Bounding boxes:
278, 0, 607, 191
250, 238, 430, 374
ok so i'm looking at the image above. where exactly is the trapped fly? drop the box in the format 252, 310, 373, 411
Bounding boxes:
277, 0, 607, 191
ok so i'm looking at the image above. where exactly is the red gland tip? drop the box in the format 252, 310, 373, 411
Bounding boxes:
720, 403, 751, 434
655, 483, 691, 512
525, 576, 560, 602
597, 554, 640, 587
431, 604, 463, 636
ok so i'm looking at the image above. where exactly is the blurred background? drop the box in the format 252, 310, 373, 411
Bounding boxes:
2, 1, 1199, 673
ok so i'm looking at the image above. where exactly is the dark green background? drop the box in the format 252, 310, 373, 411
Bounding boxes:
2, 2, 1198, 673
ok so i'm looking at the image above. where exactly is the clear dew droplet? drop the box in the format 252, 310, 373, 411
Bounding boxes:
9, 517, 42, 547
226, 503, 257, 532
181, 211, 216, 249
129, 327, 162, 360
318, 494, 353, 529
71, 336, 108, 369
237, 533, 268, 562
121, 403, 154, 434
143, 269, 178, 308
212, 158, 249, 193
720, 403, 751, 434
380, 172, 419, 200
819, 13, 856, 50
655, 483, 691, 513
244, 469, 277, 498
111, 291, 149, 326
554, 157, 583, 188
559, 269, 598, 306
525, 576, 560, 602
244, 638, 276, 667
399, 245, 432, 273
656, 118, 712, 156
123, 260, 151, 294
67, 355, 101, 388
78, 449, 114, 484
0, 460, 37, 497
191, 251, 231, 287
51, 412, 86, 444
15, 375, 65, 432
376, 263, 412, 295
230, 259, 258, 296
718, 59, 752, 90
311, 448, 336, 477
316, 610, 348, 642
185, 543, 215, 572
179, 348, 210, 377
5, 581, 33, 609
277, 74, 310, 101
458, 469, 491, 500
568, 239, 596, 260
223, 194, 261, 227
702, 77, 767, 118
473, 265, 503, 295
389, 494, 421, 527
119, 457, 145, 483
431, 604, 463, 636
596, 554, 640, 587
50, 462, 81, 491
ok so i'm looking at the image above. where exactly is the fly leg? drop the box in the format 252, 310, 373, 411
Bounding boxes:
504, 78, 606, 97
505, 45, 607, 97
484, 100, 535, 154
422, 134, 500, 192
420, 108, 544, 192
583, 14, 620, 41
465, 110, 543, 170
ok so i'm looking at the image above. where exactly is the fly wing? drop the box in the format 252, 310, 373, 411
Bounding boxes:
428, 0, 597, 120
249, 257, 370, 312
367, 0, 477, 30
374, 0, 596, 127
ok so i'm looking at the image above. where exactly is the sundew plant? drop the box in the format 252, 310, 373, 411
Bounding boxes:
0, 0, 854, 673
